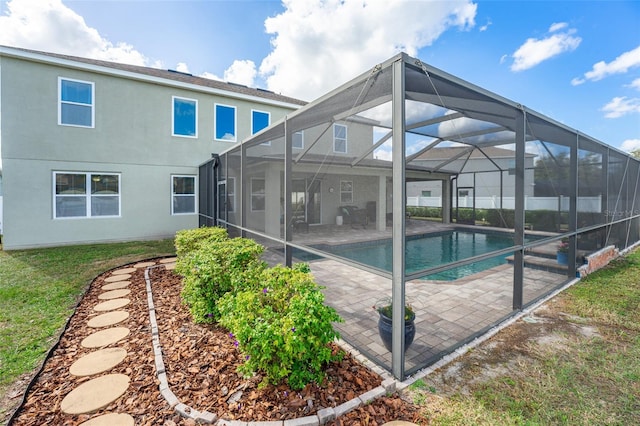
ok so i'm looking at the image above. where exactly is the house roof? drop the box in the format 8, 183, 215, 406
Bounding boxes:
0, 45, 307, 108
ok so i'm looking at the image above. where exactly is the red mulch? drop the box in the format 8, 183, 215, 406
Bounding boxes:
10, 261, 423, 425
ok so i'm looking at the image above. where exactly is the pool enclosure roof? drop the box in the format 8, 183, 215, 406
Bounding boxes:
215, 52, 640, 381
229, 52, 624, 175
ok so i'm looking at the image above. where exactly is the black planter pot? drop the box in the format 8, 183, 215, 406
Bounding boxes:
377, 311, 416, 352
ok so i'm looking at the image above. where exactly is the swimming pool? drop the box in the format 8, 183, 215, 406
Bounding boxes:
316, 229, 535, 281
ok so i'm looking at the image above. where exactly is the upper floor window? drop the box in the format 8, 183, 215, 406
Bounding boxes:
173, 96, 197, 137
293, 131, 304, 149
59, 78, 94, 128
252, 110, 270, 134
215, 104, 236, 142
172, 175, 196, 214
334, 124, 347, 153
54, 172, 120, 218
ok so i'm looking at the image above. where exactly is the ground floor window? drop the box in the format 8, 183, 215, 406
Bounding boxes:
172, 175, 196, 214
340, 180, 353, 204
54, 172, 120, 218
251, 178, 265, 211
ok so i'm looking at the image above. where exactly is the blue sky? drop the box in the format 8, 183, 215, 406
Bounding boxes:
1, 0, 639, 152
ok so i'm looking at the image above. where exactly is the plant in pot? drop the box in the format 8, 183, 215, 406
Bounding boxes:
373, 298, 416, 352
556, 237, 569, 265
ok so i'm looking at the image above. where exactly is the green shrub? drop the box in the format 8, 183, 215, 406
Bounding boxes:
176, 237, 266, 322
407, 206, 442, 218
174, 226, 229, 257
218, 265, 343, 389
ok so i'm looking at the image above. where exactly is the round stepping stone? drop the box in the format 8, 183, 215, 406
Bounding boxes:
87, 311, 129, 328
94, 298, 130, 312
104, 274, 131, 282
79, 413, 134, 426
382, 422, 419, 426
70, 347, 127, 376
98, 289, 131, 300
102, 281, 130, 291
159, 257, 177, 264
60, 374, 130, 414
112, 267, 137, 275
134, 261, 156, 268
164, 262, 176, 270
81, 327, 130, 348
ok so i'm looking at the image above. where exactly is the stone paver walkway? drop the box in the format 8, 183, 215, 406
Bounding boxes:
56, 261, 158, 424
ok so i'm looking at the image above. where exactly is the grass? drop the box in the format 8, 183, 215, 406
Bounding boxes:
411, 250, 640, 425
0, 239, 175, 406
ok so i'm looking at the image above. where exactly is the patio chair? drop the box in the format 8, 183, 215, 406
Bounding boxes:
339, 205, 368, 229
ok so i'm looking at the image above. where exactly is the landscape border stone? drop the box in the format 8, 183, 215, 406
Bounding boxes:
142, 265, 400, 425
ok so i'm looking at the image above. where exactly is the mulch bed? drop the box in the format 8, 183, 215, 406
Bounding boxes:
10, 260, 423, 425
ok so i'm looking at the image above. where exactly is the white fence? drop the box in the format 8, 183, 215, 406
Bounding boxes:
0, 196, 3, 235
407, 195, 602, 213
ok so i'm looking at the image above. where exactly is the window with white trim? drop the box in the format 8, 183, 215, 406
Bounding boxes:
172, 175, 196, 214
172, 96, 197, 137
253, 110, 271, 146
251, 178, 265, 212
293, 131, 304, 149
59, 78, 94, 127
334, 124, 347, 153
54, 172, 120, 218
215, 103, 236, 141
340, 180, 353, 204
252, 110, 270, 134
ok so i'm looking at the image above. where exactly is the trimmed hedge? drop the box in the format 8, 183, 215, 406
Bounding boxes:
174, 228, 343, 389
218, 265, 342, 389
174, 226, 229, 257
175, 232, 266, 322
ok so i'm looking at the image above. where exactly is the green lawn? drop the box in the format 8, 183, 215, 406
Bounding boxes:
0, 239, 175, 408
409, 250, 640, 425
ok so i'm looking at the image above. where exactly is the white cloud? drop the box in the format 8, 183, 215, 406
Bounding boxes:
548, 22, 568, 32
175, 62, 190, 73
510, 23, 581, 72
620, 139, 640, 153
199, 71, 223, 81
479, 19, 492, 32
259, 0, 477, 101
572, 45, 640, 85
629, 78, 640, 91
0, 0, 153, 66
223, 59, 258, 87
601, 96, 640, 118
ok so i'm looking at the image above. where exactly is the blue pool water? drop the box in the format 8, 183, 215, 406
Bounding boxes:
319, 230, 534, 281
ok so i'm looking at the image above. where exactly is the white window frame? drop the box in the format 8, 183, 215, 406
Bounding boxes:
333, 123, 347, 153
340, 180, 353, 204
172, 96, 198, 138
293, 131, 304, 149
171, 175, 197, 215
214, 103, 237, 142
251, 178, 266, 212
58, 77, 95, 128
53, 172, 121, 219
252, 109, 271, 146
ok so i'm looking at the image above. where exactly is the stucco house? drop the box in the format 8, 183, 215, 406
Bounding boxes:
0, 46, 305, 249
